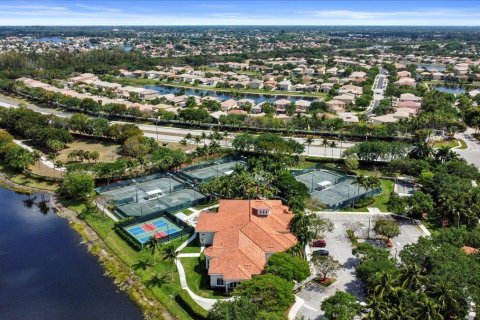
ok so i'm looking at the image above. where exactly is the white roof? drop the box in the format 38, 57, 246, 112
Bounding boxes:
146, 189, 162, 196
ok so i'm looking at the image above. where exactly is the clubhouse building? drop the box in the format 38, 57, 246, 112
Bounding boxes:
195, 199, 297, 292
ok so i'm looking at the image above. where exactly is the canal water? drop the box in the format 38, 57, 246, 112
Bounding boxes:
0, 188, 143, 320
145, 84, 318, 104
435, 86, 466, 94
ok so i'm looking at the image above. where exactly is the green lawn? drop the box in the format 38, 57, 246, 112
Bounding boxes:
345, 178, 394, 212
0, 164, 59, 191
181, 208, 195, 216
193, 201, 218, 210
66, 201, 194, 320
181, 236, 202, 254
181, 255, 229, 299
432, 139, 461, 149
294, 160, 317, 170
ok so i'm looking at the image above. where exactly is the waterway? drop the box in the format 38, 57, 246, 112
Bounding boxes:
435, 86, 466, 94
145, 84, 319, 104
0, 188, 143, 320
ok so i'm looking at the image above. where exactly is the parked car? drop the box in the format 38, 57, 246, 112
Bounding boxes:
312, 249, 329, 257
311, 239, 326, 247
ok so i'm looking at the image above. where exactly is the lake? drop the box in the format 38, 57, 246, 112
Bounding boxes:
435, 86, 466, 94
0, 188, 143, 320
145, 84, 319, 104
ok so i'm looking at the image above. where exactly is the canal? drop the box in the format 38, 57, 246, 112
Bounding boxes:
145, 84, 319, 104
0, 188, 143, 320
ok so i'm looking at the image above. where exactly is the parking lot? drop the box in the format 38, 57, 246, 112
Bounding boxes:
295, 212, 428, 320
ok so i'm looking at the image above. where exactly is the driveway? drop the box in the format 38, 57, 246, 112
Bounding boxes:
295, 212, 427, 320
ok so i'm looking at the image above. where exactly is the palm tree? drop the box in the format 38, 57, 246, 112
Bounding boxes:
414, 297, 443, 320
329, 141, 337, 158
409, 142, 434, 159
364, 295, 393, 320
434, 146, 459, 163
32, 150, 41, 172
289, 213, 314, 258
400, 263, 425, 290
47, 153, 57, 179
351, 175, 366, 196
425, 282, 462, 318
144, 236, 161, 265
161, 245, 179, 280
305, 137, 314, 156
322, 138, 329, 156
193, 135, 202, 148
145, 273, 168, 288
132, 259, 152, 271
201, 131, 207, 145
366, 176, 382, 192
374, 272, 397, 298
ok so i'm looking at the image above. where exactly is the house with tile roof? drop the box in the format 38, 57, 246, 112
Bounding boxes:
195, 199, 297, 292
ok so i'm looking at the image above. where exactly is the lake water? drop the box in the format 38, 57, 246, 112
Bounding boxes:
435, 86, 466, 94
145, 85, 318, 104
28, 37, 67, 43
0, 188, 143, 320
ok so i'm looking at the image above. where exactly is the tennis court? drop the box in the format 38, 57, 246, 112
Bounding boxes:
101, 177, 184, 205
116, 188, 206, 218
124, 216, 184, 245
181, 160, 245, 183
294, 169, 381, 209
294, 169, 346, 192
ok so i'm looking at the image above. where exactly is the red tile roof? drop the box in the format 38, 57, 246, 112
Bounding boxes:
196, 199, 297, 281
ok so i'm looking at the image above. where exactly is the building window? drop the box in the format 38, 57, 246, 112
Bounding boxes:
216, 278, 224, 286
229, 282, 237, 288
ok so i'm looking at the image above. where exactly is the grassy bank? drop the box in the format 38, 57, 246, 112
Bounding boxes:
66, 201, 194, 320
0, 164, 59, 191
181, 255, 228, 299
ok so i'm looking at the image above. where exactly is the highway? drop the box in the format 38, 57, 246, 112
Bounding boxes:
0, 94, 353, 158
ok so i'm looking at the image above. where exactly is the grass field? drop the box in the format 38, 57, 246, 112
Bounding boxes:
0, 164, 59, 191
345, 178, 394, 212
66, 201, 194, 320
181, 255, 228, 299
432, 139, 461, 149
59, 138, 122, 163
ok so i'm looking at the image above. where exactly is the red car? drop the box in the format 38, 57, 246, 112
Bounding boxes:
311, 239, 326, 247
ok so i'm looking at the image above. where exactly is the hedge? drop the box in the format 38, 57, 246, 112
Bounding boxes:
175, 289, 209, 320
114, 224, 143, 251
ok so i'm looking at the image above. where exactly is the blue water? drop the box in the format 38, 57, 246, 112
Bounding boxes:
435, 86, 465, 94
0, 188, 143, 320
28, 37, 67, 43
145, 85, 317, 104
417, 64, 446, 72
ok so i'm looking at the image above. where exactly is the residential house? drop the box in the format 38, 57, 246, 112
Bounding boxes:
220, 99, 238, 111
277, 80, 292, 91
333, 93, 355, 106
326, 100, 346, 113
249, 79, 264, 90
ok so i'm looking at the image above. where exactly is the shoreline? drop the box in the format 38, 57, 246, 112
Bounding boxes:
0, 171, 174, 320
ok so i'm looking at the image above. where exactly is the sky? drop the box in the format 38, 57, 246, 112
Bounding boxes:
2, 0, 480, 26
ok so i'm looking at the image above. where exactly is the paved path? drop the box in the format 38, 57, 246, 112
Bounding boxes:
455, 127, 480, 168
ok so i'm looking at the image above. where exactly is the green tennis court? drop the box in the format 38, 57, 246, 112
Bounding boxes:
181, 160, 244, 182
101, 177, 184, 204
116, 188, 206, 217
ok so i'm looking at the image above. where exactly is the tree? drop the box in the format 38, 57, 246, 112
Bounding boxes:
312, 255, 342, 280
233, 274, 294, 313
144, 236, 161, 265
60, 171, 94, 200
344, 157, 359, 172
305, 137, 314, 156
409, 191, 434, 218
374, 219, 400, 242
266, 252, 310, 282
289, 213, 315, 255
330, 141, 338, 158
161, 244, 178, 280
322, 138, 329, 156
209, 297, 259, 320
310, 215, 334, 239
321, 291, 361, 320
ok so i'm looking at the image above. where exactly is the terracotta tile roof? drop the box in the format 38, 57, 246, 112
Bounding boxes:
462, 246, 478, 255
196, 199, 297, 281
